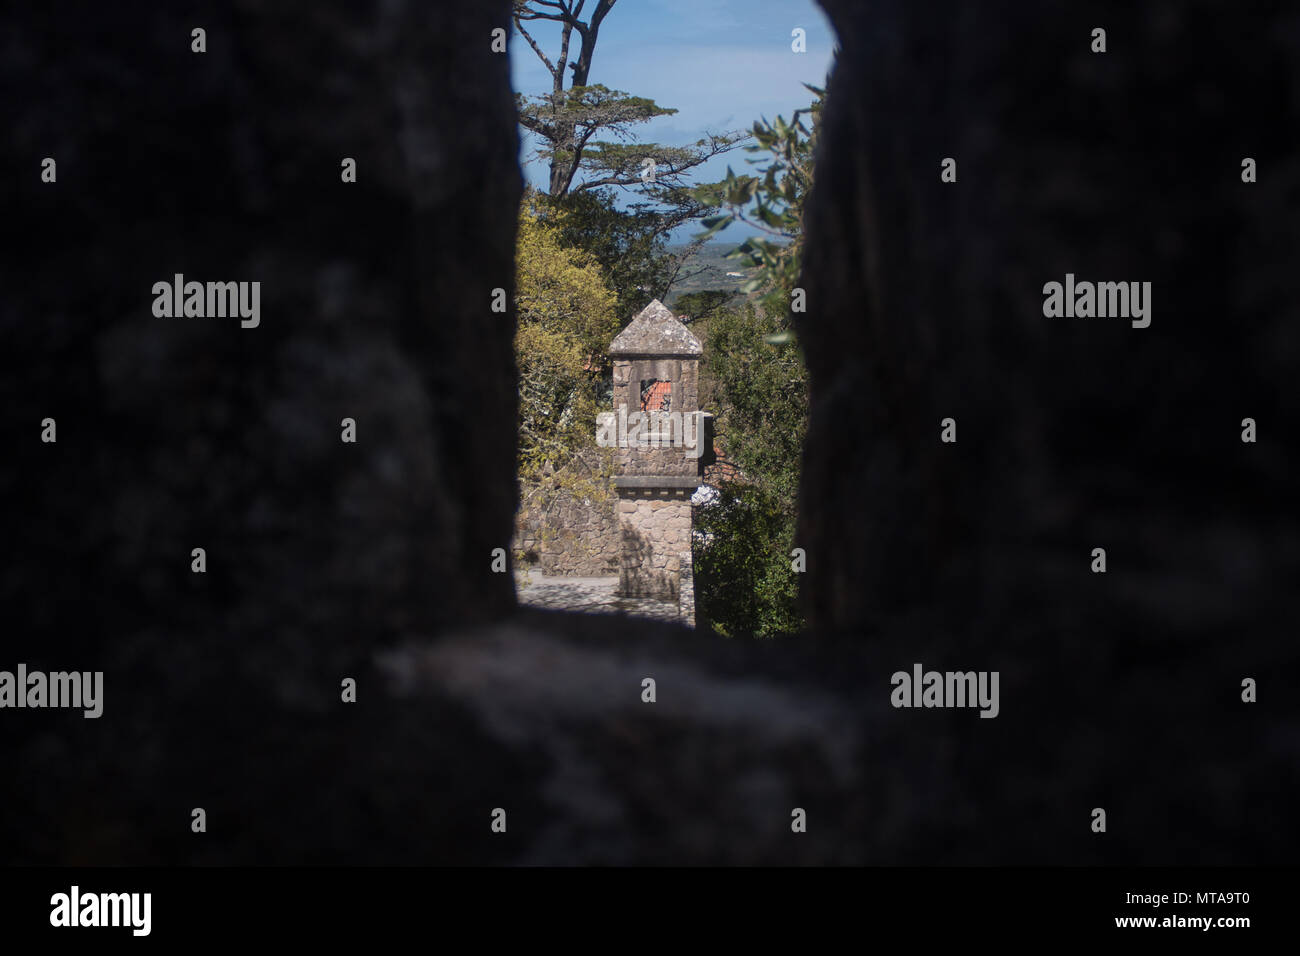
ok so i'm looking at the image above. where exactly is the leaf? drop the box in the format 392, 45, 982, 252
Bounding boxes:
724, 239, 760, 265
757, 203, 785, 230
692, 214, 734, 240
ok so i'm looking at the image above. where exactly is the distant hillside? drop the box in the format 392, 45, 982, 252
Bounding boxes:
663, 243, 761, 311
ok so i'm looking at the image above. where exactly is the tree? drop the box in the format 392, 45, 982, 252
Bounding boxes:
532, 187, 679, 323
688, 84, 826, 637
511, 0, 745, 312
514, 195, 619, 496
512, 1, 745, 202
693, 480, 804, 637
700, 303, 807, 509
671, 290, 738, 324
693, 302, 808, 638
693, 83, 826, 318
511, 1, 758, 323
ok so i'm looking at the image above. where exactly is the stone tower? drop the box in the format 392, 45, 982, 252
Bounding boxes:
603, 300, 712, 625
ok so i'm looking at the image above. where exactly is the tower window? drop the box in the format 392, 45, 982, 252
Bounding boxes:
640, 379, 671, 412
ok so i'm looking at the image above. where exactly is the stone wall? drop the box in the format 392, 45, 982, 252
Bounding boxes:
3, 0, 522, 702
677, 549, 696, 627
515, 482, 620, 576
616, 488, 693, 600
799, 0, 1300, 639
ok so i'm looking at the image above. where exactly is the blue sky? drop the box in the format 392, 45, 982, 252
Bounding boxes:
509, 0, 836, 244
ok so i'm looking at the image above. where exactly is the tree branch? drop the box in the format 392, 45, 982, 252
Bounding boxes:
590, 0, 616, 30
512, 19, 557, 78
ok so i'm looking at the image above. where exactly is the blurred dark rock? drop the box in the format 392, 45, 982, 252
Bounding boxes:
1, 0, 522, 702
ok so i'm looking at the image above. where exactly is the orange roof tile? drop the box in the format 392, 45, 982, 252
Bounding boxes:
641, 381, 672, 411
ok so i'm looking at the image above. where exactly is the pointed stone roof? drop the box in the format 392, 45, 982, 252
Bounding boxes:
609, 299, 702, 357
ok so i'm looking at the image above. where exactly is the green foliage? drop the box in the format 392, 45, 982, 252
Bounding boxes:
700, 304, 807, 508
671, 290, 737, 323
516, 84, 678, 193
512, 2, 744, 320
694, 482, 802, 638
516, 77, 744, 215
514, 200, 619, 496
691, 84, 825, 307
532, 187, 677, 321
694, 302, 808, 637
687, 85, 827, 637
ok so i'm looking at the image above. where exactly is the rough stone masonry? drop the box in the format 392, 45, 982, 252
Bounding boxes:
607, 300, 710, 621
